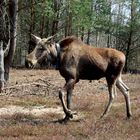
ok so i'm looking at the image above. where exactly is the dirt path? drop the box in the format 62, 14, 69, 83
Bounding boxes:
0, 105, 63, 117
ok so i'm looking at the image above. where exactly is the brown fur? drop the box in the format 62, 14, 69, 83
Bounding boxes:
59, 36, 125, 83
58, 37, 132, 121
26, 35, 132, 121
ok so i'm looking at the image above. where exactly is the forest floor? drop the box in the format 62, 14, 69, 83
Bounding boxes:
0, 69, 140, 140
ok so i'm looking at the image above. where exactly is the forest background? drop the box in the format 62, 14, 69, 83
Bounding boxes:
1, 0, 140, 72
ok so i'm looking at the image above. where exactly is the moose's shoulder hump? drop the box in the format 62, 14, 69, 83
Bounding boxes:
59, 36, 80, 48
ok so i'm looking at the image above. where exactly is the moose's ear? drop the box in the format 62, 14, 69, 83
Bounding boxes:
31, 34, 41, 44
46, 36, 54, 42
44, 36, 55, 44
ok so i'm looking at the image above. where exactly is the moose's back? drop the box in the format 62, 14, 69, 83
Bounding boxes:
59, 37, 125, 81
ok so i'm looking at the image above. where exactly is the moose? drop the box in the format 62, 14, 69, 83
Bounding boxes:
26, 35, 132, 121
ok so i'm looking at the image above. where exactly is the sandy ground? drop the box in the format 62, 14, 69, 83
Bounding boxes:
0, 105, 63, 117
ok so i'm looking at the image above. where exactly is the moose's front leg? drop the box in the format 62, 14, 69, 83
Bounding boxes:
59, 79, 75, 121
59, 90, 73, 121
67, 88, 73, 109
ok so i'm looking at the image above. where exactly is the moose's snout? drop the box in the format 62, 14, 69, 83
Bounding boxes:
26, 54, 38, 68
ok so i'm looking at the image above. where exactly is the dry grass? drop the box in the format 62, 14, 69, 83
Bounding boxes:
0, 69, 140, 140
0, 95, 60, 108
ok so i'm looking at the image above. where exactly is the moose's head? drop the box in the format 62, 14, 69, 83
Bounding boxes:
26, 34, 58, 68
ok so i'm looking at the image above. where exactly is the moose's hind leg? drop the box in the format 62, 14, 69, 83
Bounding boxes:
101, 75, 118, 118
116, 76, 132, 118
101, 83, 115, 118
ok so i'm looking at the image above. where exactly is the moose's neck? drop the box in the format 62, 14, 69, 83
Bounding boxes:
55, 43, 60, 56
54, 43, 61, 69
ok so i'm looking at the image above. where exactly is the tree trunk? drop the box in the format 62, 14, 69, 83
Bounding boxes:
29, 0, 35, 53
107, 34, 111, 48
0, 0, 8, 91
125, 31, 132, 72
51, 0, 60, 36
124, 0, 134, 72
65, 0, 72, 37
86, 29, 90, 44
80, 27, 84, 41
0, 41, 4, 92
4, 0, 18, 81
96, 31, 99, 47
40, 14, 45, 37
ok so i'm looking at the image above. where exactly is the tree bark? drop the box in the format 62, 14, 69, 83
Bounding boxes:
86, 29, 90, 45
51, 0, 60, 36
28, 0, 35, 53
0, 0, 6, 91
124, 0, 134, 72
40, 14, 45, 37
0, 41, 4, 92
4, 0, 18, 81
65, 0, 72, 37
81, 27, 84, 41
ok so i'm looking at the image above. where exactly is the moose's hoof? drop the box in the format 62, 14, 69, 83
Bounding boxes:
127, 113, 132, 120
63, 115, 72, 122
100, 113, 108, 119
61, 112, 73, 123
66, 111, 73, 119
